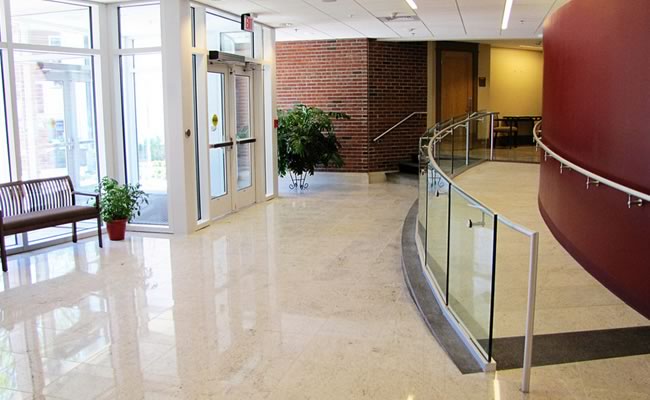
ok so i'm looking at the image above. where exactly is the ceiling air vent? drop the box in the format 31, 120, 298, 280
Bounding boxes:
378, 14, 420, 23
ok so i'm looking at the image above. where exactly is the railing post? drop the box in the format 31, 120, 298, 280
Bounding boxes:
451, 128, 455, 175
489, 113, 495, 161
521, 232, 540, 394
465, 120, 470, 165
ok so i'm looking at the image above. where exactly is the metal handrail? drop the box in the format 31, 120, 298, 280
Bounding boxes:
533, 122, 649, 207
431, 112, 492, 144
373, 111, 427, 142
422, 111, 540, 393
424, 111, 500, 211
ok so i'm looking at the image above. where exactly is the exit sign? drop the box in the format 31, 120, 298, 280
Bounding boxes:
241, 14, 254, 32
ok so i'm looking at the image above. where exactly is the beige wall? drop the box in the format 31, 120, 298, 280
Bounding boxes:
477, 44, 491, 111
489, 47, 543, 116
426, 44, 544, 124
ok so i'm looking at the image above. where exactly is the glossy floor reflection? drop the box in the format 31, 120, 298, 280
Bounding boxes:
454, 162, 649, 338
0, 174, 648, 399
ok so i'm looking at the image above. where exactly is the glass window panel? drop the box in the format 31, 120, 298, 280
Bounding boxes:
263, 64, 273, 196
10, 0, 92, 48
210, 148, 227, 198
4, 235, 16, 248
14, 52, 99, 193
207, 71, 227, 198
0, 54, 10, 184
120, 53, 168, 225
254, 23, 263, 59
235, 74, 252, 190
206, 13, 253, 58
119, 4, 161, 49
207, 72, 226, 144
234, 75, 250, 139
28, 225, 72, 243
192, 55, 201, 219
208, 72, 228, 198
190, 7, 196, 48
237, 143, 252, 190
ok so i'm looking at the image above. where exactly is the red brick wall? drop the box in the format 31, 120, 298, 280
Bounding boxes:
368, 40, 428, 172
276, 39, 428, 173
276, 39, 369, 172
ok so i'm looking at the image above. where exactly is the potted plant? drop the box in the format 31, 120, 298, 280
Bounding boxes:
97, 177, 148, 241
278, 104, 349, 190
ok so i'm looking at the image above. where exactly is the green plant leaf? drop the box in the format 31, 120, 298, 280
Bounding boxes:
277, 104, 348, 177
97, 177, 149, 223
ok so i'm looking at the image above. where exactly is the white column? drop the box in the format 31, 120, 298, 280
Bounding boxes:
160, 0, 197, 234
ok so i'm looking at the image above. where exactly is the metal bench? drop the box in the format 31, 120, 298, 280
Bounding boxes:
0, 176, 102, 272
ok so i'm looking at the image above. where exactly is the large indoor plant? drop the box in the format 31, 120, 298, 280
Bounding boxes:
278, 104, 349, 190
97, 177, 148, 241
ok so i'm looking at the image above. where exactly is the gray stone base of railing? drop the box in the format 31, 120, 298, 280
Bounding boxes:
400, 200, 485, 374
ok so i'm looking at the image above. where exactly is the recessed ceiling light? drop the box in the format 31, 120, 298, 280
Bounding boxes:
404, 0, 418, 10
322, 0, 337, 2
281, 23, 293, 27
501, 0, 514, 30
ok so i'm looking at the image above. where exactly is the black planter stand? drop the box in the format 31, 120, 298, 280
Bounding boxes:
288, 171, 309, 190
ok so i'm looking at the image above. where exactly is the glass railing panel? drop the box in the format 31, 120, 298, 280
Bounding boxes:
451, 125, 468, 173
493, 219, 531, 339
426, 168, 450, 296
447, 186, 497, 359
470, 117, 491, 163
435, 138, 454, 176
417, 145, 428, 247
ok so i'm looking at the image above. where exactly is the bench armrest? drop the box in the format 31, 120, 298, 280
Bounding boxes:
72, 191, 100, 208
73, 191, 99, 198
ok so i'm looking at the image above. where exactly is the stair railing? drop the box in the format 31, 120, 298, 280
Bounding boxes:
372, 111, 427, 142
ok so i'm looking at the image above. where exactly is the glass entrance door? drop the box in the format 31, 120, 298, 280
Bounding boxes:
206, 63, 256, 219
207, 65, 232, 217
232, 68, 256, 209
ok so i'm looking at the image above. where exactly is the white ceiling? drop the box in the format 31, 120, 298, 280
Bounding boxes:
195, 0, 569, 41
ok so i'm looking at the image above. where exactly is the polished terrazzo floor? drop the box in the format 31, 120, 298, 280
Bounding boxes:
454, 162, 648, 338
0, 173, 648, 399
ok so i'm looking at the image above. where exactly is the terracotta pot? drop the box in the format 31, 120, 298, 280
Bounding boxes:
106, 219, 127, 241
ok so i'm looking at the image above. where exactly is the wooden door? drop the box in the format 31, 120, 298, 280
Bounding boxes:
440, 51, 473, 121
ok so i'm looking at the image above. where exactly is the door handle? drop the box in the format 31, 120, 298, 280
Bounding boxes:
236, 138, 256, 145
209, 141, 233, 149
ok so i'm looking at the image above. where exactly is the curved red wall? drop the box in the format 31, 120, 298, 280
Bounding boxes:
540, 0, 650, 318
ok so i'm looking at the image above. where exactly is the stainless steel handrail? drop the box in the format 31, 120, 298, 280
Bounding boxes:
430, 111, 496, 144
425, 112, 501, 212
373, 111, 427, 142
533, 121, 649, 207
422, 111, 540, 393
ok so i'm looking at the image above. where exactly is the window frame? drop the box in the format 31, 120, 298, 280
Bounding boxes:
0, 0, 106, 254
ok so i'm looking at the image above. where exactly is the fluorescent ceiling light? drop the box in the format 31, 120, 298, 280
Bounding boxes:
501, 0, 514, 30
404, 0, 418, 10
